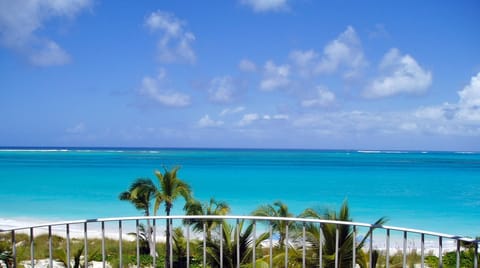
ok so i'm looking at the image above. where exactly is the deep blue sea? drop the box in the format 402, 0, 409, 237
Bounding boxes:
0, 148, 479, 237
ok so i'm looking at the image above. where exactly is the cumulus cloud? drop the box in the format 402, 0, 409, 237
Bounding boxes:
240, 0, 289, 12
220, 106, 245, 116
413, 72, 480, 134
301, 87, 336, 107
237, 112, 288, 126
29, 40, 70, 66
145, 10, 196, 64
260, 60, 290, 91
238, 113, 260, 126
293, 73, 479, 137
138, 69, 191, 107
288, 27, 366, 78
364, 48, 432, 98
0, 0, 91, 66
208, 76, 241, 104
289, 49, 319, 77
458, 71, 480, 108
238, 59, 257, 72
198, 115, 224, 127
315, 26, 367, 78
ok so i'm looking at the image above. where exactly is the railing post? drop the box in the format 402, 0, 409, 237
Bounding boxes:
386, 229, 390, 268
236, 219, 240, 268
474, 241, 478, 268
439, 236, 443, 268
84, 222, 88, 268
252, 220, 256, 268
421, 233, 425, 268
66, 224, 71, 268
187, 224, 190, 268
402, 231, 407, 268
48, 225, 53, 268
119, 220, 123, 268
369, 227, 373, 268
456, 239, 460, 268
352, 226, 356, 268
319, 223, 323, 268
30, 228, 34, 268
285, 224, 289, 268
136, 220, 139, 268
302, 223, 306, 268
335, 225, 339, 268
220, 222, 223, 268
11, 230, 16, 268
153, 219, 156, 267
169, 218, 173, 268
203, 222, 206, 268
102, 221, 106, 268
269, 223, 273, 268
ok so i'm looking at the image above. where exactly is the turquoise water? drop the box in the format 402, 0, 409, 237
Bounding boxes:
0, 148, 479, 237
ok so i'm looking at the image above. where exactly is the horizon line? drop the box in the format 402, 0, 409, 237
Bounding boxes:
0, 145, 478, 154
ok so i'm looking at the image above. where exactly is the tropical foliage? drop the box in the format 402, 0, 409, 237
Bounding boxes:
252, 200, 293, 249
153, 166, 192, 266
301, 200, 388, 268
119, 178, 156, 256
205, 220, 270, 268
184, 197, 230, 240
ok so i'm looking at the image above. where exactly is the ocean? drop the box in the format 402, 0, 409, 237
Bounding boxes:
0, 148, 479, 238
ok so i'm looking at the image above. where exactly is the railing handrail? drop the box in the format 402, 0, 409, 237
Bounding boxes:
1, 215, 477, 243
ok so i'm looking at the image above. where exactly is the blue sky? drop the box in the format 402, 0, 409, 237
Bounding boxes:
1, 0, 479, 150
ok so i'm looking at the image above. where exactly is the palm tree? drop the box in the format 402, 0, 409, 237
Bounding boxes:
119, 178, 156, 216
206, 220, 270, 268
153, 166, 192, 267
184, 198, 230, 240
127, 224, 151, 255
301, 200, 387, 268
119, 178, 156, 256
252, 200, 293, 248
172, 227, 188, 267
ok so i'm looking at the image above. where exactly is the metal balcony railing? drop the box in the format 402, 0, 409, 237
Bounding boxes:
0, 215, 478, 268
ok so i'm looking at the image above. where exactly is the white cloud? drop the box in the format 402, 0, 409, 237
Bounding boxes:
238, 59, 257, 72
208, 76, 240, 104
198, 115, 224, 128
414, 106, 446, 120
29, 40, 70, 66
301, 87, 336, 107
237, 112, 288, 126
145, 10, 196, 64
364, 48, 432, 98
458, 71, 480, 108
315, 26, 367, 78
220, 106, 245, 116
413, 72, 480, 134
0, 0, 91, 66
289, 49, 318, 77
260, 60, 290, 91
138, 70, 191, 107
238, 113, 260, 126
240, 0, 289, 12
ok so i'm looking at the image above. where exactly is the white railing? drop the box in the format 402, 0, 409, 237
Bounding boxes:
0, 215, 478, 268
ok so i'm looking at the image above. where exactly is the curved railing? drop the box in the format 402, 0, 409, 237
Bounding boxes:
0, 215, 478, 268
